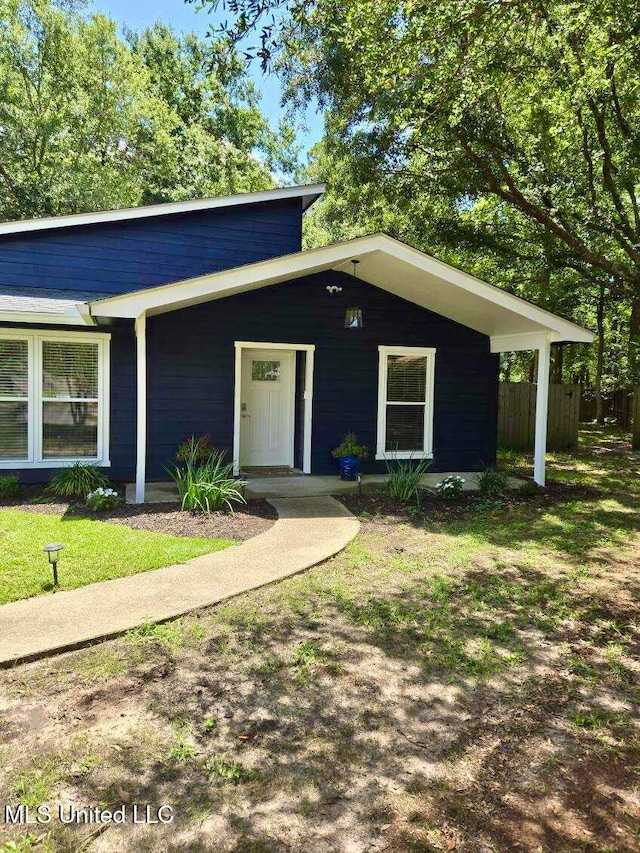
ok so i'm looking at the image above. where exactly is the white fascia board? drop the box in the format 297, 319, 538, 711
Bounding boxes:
0, 310, 88, 326
491, 332, 557, 353
89, 232, 595, 344
0, 184, 325, 237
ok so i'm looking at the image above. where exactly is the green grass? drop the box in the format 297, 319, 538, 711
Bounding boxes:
0, 509, 233, 604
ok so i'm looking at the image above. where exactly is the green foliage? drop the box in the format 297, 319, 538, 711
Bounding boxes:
47, 463, 108, 499
203, 756, 250, 783
85, 487, 119, 512
331, 432, 368, 459
0, 474, 20, 499
475, 467, 509, 499
176, 434, 214, 463
385, 456, 432, 505
434, 475, 465, 501
168, 446, 247, 515
0, 2, 298, 221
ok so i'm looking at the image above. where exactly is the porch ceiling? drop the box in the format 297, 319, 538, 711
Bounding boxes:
86, 234, 593, 347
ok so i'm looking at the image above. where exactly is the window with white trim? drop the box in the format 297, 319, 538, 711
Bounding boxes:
0, 331, 110, 468
376, 346, 435, 459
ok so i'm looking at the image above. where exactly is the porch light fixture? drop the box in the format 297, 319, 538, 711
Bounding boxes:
344, 259, 364, 329
43, 542, 64, 587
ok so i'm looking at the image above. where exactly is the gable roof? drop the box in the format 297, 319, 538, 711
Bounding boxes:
0, 184, 325, 238
87, 233, 593, 349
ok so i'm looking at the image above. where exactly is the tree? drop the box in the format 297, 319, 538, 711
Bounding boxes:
201, 0, 640, 409
0, 0, 299, 219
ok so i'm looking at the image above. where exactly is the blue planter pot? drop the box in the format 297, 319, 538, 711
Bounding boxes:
338, 455, 359, 481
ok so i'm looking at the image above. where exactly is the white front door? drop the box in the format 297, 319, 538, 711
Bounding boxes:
240, 348, 295, 467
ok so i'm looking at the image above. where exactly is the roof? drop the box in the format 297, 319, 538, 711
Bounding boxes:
87, 234, 593, 349
0, 184, 325, 238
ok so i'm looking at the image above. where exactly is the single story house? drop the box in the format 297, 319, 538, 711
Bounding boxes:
0, 184, 593, 501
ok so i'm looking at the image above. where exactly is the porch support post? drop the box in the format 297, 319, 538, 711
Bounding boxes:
533, 334, 551, 486
302, 348, 315, 474
135, 311, 147, 504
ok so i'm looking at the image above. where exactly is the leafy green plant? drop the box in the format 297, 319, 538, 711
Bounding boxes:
385, 455, 432, 505
176, 434, 214, 463
331, 432, 368, 459
203, 756, 250, 783
475, 467, 509, 499
85, 487, 119, 511
519, 480, 544, 496
0, 474, 20, 499
168, 445, 246, 515
434, 474, 465, 500
47, 463, 109, 499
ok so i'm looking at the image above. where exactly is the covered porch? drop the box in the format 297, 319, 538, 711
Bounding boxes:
87, 234, 593, 503
125, 470, 526, 503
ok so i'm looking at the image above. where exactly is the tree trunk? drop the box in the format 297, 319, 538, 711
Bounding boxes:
629, 296, 640, 385
595, 283, 606, 425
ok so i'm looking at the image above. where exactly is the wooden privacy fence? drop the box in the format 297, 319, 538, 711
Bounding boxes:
498, 382, 580, 451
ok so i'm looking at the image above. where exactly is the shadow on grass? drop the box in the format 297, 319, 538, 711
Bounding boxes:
60, 559, 639, 852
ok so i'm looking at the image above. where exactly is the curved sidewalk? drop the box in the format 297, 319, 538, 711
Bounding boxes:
0, 496, 359, 668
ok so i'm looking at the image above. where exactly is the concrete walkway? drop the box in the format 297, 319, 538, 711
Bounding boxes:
0, 497, 359, 668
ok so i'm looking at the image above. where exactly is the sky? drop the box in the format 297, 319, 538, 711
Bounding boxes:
89, 0, 324, 160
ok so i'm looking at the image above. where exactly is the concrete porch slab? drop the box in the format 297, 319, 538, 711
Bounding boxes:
126, 472, 525, 503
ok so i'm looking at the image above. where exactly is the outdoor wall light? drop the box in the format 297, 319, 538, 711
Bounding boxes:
43, 543, 64, 587
344, 259, 364, 328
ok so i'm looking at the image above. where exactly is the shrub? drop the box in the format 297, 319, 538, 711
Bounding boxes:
168, 445, 246, 515
475, 467, 509, 499
176, 434, 214, 463
386, 456, 432, 505
0, 474, 20, 499
434, 474, 465, 500
331, 432, 368, 459
85, 487, 120, 512
48, 463, 109, 499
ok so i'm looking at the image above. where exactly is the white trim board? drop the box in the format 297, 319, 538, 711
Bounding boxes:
0, 184, 325, 237
233, 342, 315, 476
89, 234, 594, 345
376, 345, 436, 461
0, 328, 111, 469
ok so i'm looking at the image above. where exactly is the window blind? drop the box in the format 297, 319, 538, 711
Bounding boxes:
0, 340, 29, 460
42, 341, 99, 459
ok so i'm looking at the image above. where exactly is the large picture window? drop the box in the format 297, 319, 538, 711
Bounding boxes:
376, 346, 435, 459
0, 331, 110, 468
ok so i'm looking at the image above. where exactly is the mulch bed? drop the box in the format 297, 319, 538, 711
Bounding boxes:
339, 479, 603, 524
0, 485, 277, 541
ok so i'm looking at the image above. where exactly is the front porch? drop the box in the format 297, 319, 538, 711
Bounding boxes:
126, 471, 526, 503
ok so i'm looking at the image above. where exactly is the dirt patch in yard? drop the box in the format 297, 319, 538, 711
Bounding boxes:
339, 478, 602, 525
0, 487, 277, 541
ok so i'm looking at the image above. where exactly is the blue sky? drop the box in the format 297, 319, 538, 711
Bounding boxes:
89, 0, 323, 159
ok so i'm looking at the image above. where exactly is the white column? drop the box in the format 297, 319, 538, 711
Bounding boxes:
135, 312, 147, 504
534, 336, 551, 486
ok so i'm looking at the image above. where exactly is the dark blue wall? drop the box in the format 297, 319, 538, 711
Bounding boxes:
0, 199, 303, 298
2, 272, 498, 483
146, 272, 499, 478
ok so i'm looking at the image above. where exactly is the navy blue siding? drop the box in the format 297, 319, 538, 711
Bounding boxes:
0, 199, 303, 297
145, 272, 499, 478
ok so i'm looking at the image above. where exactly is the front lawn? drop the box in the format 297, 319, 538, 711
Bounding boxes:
0, 509, 233, 604
0, 426, 638, 852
